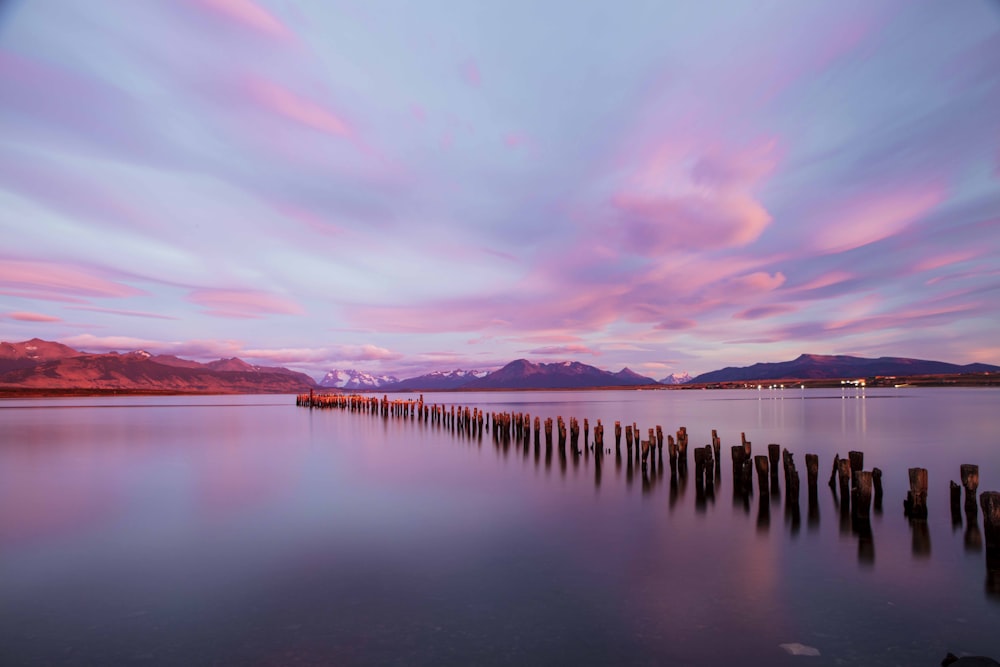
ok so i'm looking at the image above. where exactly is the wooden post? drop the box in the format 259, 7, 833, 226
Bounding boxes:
848, 450, 864, 487
961, 464, 979, 512
767, 444, 780, 474
828, 454, 840, 489
872, 467, 883, 512
755, 455, 770, 496
805, 454, 819, 494
951, 481, 963, 527
982, 491, 1000, 551
615, 421, 622, 451
904, 467, 929, 519
852, 471, 873, 520
837, 458, 852, 504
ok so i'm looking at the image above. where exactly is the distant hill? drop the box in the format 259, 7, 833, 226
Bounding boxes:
461, 359, 657, 390
690, 353, 1000, 384
0, 338, 316, 394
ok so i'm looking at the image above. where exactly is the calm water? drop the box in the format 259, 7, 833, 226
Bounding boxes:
2, 388, 999, 666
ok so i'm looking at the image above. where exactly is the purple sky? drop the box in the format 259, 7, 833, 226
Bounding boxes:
1, 1, 999, 380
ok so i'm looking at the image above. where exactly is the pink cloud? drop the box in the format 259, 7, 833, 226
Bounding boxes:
194, 0, 293, 41
244, 344, 401, 364
793, 271, 854, 292
614, 192, 771, 254
410, 104, 426, 123
528, 345, 597, 356
0, 260, 142, 300
733, 304, 796, 321
61, 335, 244, 359
912, 250, 979, 273
187, 289, 304, 318
611, 139, 779, 255
654, 319, 697, 331
246, 79, 352, 138
460, 59, 481, 86
812, 186, 946, 254
7, 311, 61, 323
67, 306, 178, 320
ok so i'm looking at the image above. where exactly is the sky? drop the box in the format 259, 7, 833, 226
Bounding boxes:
1, 0, 999, 381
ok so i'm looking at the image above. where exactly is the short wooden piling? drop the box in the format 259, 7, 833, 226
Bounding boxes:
951, 480, 963, 526
982, 492, 1000, 551
848, 451, 864, 487
805, 454, 819, 494
767, 443, 780, 473
905, 467, 929, 519
852, 471, 873, 520
872, 467, 883, 510
961, 464, 979, 512
755, 455, 770, 495
837, 458, 852, 504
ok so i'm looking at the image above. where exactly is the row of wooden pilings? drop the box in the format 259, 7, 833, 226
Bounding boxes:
296, 390, 1000, 582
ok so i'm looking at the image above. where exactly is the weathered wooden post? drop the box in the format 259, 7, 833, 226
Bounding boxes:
668, 435, 678, 474
837, 458, 852, 506
677, 427, 688, 473
904, 467, 929, 519
615, 421, 622, 452
961, 464, 979, 513
829, 454, 840, 489
625, 424, 633, 453
848, 451, 864, 487
767, 444, 780, 475
741, 457, 754, 496
852, 471, 873, 521
982, 492, 1000, 551
731, 445, 746, 495
755, 455, 770, 496
872, 467, 883, 512
951, 481, 963, 527
694, 446, 706, 480
805, 454, 819, 495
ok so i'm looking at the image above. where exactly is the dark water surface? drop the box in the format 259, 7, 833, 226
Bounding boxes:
2, 388, 999, 666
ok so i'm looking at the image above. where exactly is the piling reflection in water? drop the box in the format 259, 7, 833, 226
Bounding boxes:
297, 392, 999, 590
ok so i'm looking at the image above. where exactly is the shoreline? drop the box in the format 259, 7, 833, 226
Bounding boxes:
1, 372, 997, 399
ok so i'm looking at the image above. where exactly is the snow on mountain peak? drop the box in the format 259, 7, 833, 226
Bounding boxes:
320, 369, 400, 389
659, 372, 692, 385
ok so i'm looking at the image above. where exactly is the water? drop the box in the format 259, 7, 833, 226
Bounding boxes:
1, 388, 998, 666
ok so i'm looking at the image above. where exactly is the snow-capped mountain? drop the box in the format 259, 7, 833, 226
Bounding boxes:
658, 372, 692, 385
319, 369, 400, 389
386, 369, 490, 391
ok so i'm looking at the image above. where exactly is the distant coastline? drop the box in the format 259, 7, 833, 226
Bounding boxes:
2, 372, 996, 399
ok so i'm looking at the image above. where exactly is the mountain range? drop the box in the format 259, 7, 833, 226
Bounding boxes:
2, 339, 997, 394
0, 338, 316, 394
689, 353, 1000, 383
